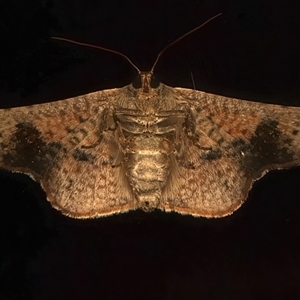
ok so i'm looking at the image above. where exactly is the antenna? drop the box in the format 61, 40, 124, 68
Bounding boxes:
150, 13, 222, 73
51, 13, 222, 75
51, 36, 141, 74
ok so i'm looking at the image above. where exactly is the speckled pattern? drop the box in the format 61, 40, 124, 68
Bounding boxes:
0, 77, 300, 218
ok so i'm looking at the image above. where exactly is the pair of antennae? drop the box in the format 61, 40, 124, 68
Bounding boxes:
52, 13, 222, 75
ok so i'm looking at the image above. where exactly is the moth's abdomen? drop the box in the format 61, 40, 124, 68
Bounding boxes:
126, 136, 171, 210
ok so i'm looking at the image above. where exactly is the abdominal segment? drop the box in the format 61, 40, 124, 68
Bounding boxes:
125, 135, 171, 209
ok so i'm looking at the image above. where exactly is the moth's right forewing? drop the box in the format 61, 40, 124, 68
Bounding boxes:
161, 88, 300, 217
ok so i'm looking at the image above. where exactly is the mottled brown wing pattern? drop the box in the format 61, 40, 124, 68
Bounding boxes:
161, 88, 300, 217
0, 89, 135, 218
1, 83, 300, 218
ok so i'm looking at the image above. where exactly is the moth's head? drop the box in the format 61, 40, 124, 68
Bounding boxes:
132, 71, 160, 93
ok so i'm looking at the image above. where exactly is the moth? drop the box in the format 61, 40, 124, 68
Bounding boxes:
1, 14, 300, 219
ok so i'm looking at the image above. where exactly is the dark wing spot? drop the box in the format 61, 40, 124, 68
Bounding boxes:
72, 148, 95, 162
2, 122, 63, 176
243, 119, 294, 175
200, 149, 222, 161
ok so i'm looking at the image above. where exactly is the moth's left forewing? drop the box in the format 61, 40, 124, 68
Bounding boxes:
0, 88, 136, 218
0, 89, 113, 177
162, 88, 300, 217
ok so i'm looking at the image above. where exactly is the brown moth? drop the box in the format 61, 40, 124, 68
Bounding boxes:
0, 14, 300, 219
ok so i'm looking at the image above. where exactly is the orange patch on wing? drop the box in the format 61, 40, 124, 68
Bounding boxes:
33, 114, 83, 141
212, 113, 261, 140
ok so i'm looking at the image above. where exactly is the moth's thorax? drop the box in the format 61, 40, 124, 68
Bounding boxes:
135, 89, 161, 115
114, 85, 188, 136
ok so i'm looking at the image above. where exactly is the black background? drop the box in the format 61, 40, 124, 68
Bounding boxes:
1, 0, 300, 299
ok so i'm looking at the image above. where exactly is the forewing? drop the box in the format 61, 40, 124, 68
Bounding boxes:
162, 88, 300, 217
0, 89, 135, 218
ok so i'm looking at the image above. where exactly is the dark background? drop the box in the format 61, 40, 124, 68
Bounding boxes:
1, 0, 300, 299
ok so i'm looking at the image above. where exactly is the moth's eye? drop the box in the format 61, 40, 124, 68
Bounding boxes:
150, 76, 159, 88
132, 75, 142, 89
